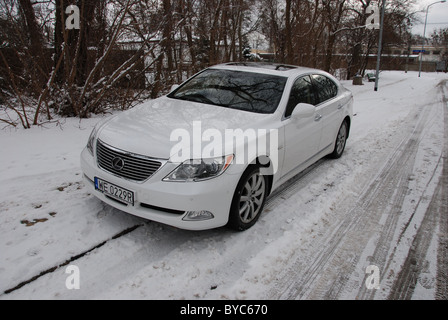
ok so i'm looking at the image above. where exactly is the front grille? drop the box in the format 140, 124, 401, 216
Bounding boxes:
96, 140, 162, 182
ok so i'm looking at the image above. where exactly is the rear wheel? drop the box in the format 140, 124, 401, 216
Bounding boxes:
329, 121, 348, 159
227, 166, 268, 231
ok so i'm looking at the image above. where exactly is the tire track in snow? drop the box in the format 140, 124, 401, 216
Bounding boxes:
436, 81, 448, 300
387, 156, 443, 300
328, 80, 446, 300
387, 80, 448, 300
435, 170, 448, 300
265, 92, 435, 300
356, 105, 443, 300
317, 105, 428, 300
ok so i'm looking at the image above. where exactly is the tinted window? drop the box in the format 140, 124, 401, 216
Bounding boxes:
285, 75, 316, 118
169, 69, 287, 114
312, 75, 338, 104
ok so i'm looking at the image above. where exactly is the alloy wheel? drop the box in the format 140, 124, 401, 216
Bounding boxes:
238, 172, 266, 224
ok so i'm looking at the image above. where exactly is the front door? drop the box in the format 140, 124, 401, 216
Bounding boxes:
281, 75, 322, 178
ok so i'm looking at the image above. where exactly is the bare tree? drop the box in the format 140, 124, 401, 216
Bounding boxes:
0, 0, 418, 128
432, 28, 448, 72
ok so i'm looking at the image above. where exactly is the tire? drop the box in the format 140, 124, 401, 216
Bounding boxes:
329, 120, 348, 159
227, 166, 268, 231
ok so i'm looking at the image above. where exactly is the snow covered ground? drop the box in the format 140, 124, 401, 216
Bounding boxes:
1, 71, 447, 300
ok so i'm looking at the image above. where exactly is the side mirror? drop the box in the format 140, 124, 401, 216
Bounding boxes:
291, 103, 315, 119
170, 84, 180, 92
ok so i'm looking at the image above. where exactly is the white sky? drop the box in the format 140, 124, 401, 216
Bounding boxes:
411, 0, 448, 36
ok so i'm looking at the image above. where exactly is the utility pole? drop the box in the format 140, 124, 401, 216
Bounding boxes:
419, 0, 447, 77
374, 0, 386, 92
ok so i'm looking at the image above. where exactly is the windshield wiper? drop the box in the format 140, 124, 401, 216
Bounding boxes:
176, 93, 214, 104
174, 93, 230, 108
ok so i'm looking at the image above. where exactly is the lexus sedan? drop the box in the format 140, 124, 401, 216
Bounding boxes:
81, 63, 353, 231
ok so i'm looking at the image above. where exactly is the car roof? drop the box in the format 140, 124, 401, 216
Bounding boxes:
210, 62, 324, 78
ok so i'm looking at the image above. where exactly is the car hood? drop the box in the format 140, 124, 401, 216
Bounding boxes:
97, 96, 274, 160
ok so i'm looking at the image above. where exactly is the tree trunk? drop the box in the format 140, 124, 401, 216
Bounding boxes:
54, 0, 69, 84
209, 0, 224, 65
285, 0, 293, 64
18, 0, 48, 85
162, 0, 174, 85
75, 0, 96, 87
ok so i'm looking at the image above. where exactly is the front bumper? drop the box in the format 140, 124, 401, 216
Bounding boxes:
80, 147, 240, 231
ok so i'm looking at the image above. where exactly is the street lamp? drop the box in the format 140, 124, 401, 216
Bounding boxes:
419, 0, 447, 77
374, 0, 386, 92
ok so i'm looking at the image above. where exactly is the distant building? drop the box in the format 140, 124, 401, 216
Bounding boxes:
409, 46, 445, 62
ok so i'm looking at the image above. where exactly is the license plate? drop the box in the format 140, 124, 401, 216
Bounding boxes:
95, 177, 134, 206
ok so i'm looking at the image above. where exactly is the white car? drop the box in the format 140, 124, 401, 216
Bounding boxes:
81, 63, 353, 231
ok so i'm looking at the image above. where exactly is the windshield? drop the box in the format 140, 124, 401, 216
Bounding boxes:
168, 69, 287, 114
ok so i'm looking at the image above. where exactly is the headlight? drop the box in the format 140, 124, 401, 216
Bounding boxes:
86, 127, 97, 156
164, 155, 234, 182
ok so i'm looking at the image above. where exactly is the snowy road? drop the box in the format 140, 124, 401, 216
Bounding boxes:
1, 71, 447, 300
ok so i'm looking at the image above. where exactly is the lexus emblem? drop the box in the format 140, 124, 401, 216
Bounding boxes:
112, 157, 125, 171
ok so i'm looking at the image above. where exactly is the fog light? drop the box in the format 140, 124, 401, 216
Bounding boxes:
183, 211, 215, 221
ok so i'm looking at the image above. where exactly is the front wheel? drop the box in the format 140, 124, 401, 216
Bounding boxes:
227, 166, 268, 231
329, 121, 348, 159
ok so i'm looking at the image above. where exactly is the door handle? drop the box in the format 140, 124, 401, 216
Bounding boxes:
315, 114, 323, 122
338, 104, 344, 110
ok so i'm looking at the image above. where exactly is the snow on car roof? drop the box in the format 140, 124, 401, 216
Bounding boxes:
211, 62, 325, 78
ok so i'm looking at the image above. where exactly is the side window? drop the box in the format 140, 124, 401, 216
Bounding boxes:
312, 75, 338, 104
285, 75, 316, 118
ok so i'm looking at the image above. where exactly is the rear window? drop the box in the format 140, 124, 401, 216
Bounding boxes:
312, 74, 338, 104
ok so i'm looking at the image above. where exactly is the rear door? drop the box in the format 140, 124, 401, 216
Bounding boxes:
312, 74, 344, 152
